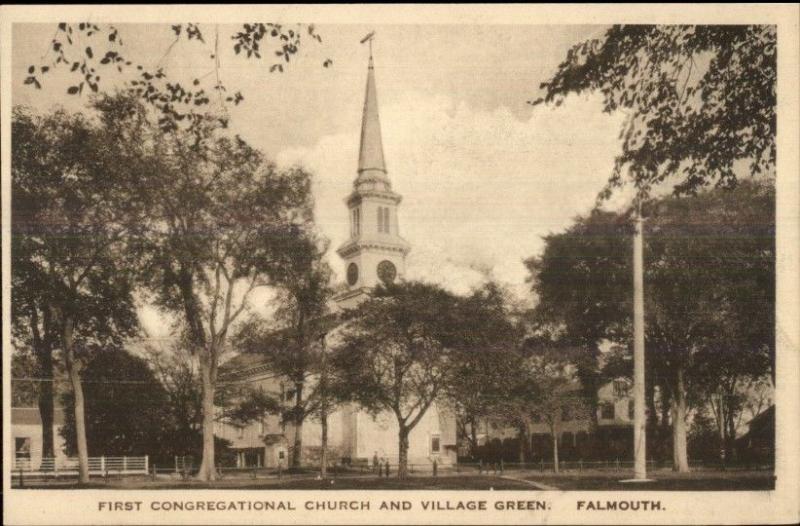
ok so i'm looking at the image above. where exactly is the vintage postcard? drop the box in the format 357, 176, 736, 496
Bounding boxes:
2, 4, 799, 525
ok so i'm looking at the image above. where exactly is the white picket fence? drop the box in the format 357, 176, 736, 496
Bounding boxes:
13, 456, 149, 476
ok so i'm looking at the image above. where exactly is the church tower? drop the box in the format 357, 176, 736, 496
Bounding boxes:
335, 51, 410, 309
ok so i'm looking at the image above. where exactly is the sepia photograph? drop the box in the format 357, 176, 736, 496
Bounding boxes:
2, 4, 798, 525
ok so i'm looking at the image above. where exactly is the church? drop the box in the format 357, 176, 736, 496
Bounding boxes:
216, 50, 458, 470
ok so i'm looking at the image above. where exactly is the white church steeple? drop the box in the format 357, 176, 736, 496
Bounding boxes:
335, 45, 410, 309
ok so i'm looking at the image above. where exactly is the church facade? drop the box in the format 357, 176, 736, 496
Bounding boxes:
216, 51, 457, 469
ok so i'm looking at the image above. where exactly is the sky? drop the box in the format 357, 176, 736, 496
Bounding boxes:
12, 23, 629, 338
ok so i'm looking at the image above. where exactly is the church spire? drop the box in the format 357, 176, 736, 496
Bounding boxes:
356, 47, 388, 185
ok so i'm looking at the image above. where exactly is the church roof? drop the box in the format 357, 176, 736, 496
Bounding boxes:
356, 55, 390, 187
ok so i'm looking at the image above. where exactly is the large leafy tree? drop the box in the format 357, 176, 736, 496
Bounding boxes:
11, 105, 145, 482
534, 25, 775, 198
533, 25, 776, 472
61, 348, 169, 460
232, 233, 336, 469
444, 282, 523, 458
526, 180, 775, 471
644, 181, 774, 468
122, 101, 315, 481
332, 282, 461, 478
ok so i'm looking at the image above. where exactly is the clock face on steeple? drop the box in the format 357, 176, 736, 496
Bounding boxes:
377, 260, 397, 285
347, 263, 359, 286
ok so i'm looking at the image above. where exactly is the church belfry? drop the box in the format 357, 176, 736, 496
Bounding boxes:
335, 46, 410, 309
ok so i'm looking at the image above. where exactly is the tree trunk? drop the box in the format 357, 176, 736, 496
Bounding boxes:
30, 306, 55, 462
518, 422, 529, 464
671, 369, 690, 472
196, 360, 217, 481
62, 316, 89, 484
552, 430, 560, 474
320, 410, 328, 478
469, 415, 478, 455
398, 427, 410, 479
38, 377, 55, 461
726, 398, 738, 462
646, 378, 658, 430
717, 395, 727, 466
291, 383, 305, 469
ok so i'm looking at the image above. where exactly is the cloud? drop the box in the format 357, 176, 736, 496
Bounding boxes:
277, 92, 625, 301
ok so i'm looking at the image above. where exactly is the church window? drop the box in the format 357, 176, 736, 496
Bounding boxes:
599, 402, 615, 420
430, 434, 441, 454
237, 426, 244, 439
352, 207, 361, 236
383, 207, 390, 233
613, 379, 628, 397
377, 206, 383, 232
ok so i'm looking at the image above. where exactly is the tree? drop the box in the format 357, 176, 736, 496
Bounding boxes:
518, 342, 590, 473
233, 233, 335, 469
526, 208, 633, 430
644, 181, 774, 470
24, 23, 330, 137
525, 180, 775, 471
332, 282, 460, 478
533, 25, 775, 198
144, 342, 206, 460
61, 348, 169, 460
11, 350, 41, 409
12, 104, 145, 482
444, 282, 523, 459
126, 103, 315, 481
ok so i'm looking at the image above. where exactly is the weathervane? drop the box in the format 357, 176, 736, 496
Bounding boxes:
360, 31, 376, 58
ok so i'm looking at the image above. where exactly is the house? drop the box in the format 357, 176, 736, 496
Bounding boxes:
213, 49, 458, 470
735, 405, 774, 463
476, 378, 634, 461
10, 407, 68, 470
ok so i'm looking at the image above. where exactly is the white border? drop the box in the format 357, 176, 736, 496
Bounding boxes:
2, 4, 798, 525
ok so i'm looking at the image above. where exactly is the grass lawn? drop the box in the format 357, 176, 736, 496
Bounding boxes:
13, 474, 537, 490
521, 468, 775, 491
14, 469, 773, 491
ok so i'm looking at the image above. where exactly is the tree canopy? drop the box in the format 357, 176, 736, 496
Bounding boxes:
526, 179, 775, 469
24, 23, 330, 136
534, 25, 776, 198
333, 281, 462, 477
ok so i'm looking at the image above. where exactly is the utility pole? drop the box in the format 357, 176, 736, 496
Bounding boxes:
632, 197, 647, 480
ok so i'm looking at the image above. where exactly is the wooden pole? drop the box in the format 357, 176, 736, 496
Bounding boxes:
633, 202, 647, 480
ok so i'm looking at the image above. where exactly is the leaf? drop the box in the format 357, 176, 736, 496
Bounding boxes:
27, 65, 34, 74
67, 85, 80, 94
85, 46, 93, 59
